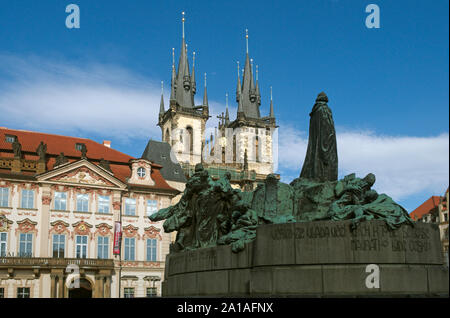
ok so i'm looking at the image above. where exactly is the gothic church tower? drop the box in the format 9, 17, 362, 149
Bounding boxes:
158, 12, 209, 166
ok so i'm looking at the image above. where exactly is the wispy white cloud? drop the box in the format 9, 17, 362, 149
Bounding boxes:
277, 123, 449, 203
0, 53, 229, 142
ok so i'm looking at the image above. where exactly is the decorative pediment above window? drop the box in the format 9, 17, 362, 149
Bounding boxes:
16, 218, 38, 234
49, 220, 70, 235
0, 214, 13, 231
122, 224, 140, 239
72, 220, 93, 237
128, 159, 155, 187
143, 226, 162, 240
95, 223, 113, 237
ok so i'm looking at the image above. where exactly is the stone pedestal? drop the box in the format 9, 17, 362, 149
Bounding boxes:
162, 220, 449, 297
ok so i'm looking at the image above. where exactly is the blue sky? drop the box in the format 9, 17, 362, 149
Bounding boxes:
0, 0, 448, 212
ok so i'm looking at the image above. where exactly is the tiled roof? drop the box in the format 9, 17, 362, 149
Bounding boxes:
409, 196, 442, 221
0, 127, 178, 193
0, 128, 133, 162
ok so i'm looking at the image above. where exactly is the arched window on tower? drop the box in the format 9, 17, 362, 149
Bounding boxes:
164, 128, 170, 144
186, 126, 194, 155
255, 136, 260, 163
233, 135, 237, 163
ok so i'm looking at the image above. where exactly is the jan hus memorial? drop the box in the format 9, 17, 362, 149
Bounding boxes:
151, 89, 449, 296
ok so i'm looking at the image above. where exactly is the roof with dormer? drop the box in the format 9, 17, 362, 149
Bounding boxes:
0, 127, 178, 193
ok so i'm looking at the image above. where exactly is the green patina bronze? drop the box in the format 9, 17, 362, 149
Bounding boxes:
150, 92, 414, 253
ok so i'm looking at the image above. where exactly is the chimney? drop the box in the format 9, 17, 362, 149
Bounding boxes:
103, 140, 111, 148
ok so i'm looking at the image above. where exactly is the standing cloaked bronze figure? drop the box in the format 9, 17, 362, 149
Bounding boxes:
300, 92, 338, 182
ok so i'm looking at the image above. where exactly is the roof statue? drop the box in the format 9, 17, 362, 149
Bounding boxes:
79, 144, 87, 159
99, 158, 112, 172
12, 138, 22, 158
36, 141, 47, 161
55, 152, 68, 167
150, 92, 414, 253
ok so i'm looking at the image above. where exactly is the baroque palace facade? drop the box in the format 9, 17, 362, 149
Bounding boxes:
0, 127, 180, 298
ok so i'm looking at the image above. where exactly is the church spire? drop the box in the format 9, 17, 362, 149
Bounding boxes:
238, 29, 259, 119
158, 81, 165, 125
236, 61, 241, 102
170, 48, 176, 101
191, 51, 196, 94
269, 86, 275, 118
255, 64, 261, 105
160, 81, 165, 114
175, 11, 194, 108
225, 93, 230, 124
182, 11, 185, 39
203, 73, 208, 107
245, 29, 249, 54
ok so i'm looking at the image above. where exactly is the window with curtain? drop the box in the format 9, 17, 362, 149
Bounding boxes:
18, 233, 33, 257
146, 238, 157, 261
98, 195, 110, 213
76, 194, 89, 212
146, 200, 158, 217
52, 234, 65, 258
124, 288, 134, 298
21, 190, 34, 209
75, 235, 88, 258
146, 287, 157, 297
0, 188, 9, 207
0, 233, 7, 257
97, 236, 109, 259
124, 237, 135, 261
54, 192, 67, 210
17, 287, 30, 298
124, 198, 136, 216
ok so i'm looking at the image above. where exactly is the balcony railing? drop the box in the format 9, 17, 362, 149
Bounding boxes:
0, 257, 114, 268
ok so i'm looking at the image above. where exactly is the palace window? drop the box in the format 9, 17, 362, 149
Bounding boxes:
137, 167, 146, 178
124, 237, 135, 261
124, 198, 136, 216
52, 234, 65, 258
98, 195, 110, 214
18, 233, 33, 257
146, 287, 157, 297
0, 287, 4, 298
76, 194, 89, 212
0, 188, 9, 207
97, 236, 109, 259
0, 233, 7, 257
54, 192, 67, 211
124, 288, 134, 298
146, 238, 157, 262
17, 287, 30, 298
75, 235, 88, 258
21, 189, 34, 209
146, 200, 158, 217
